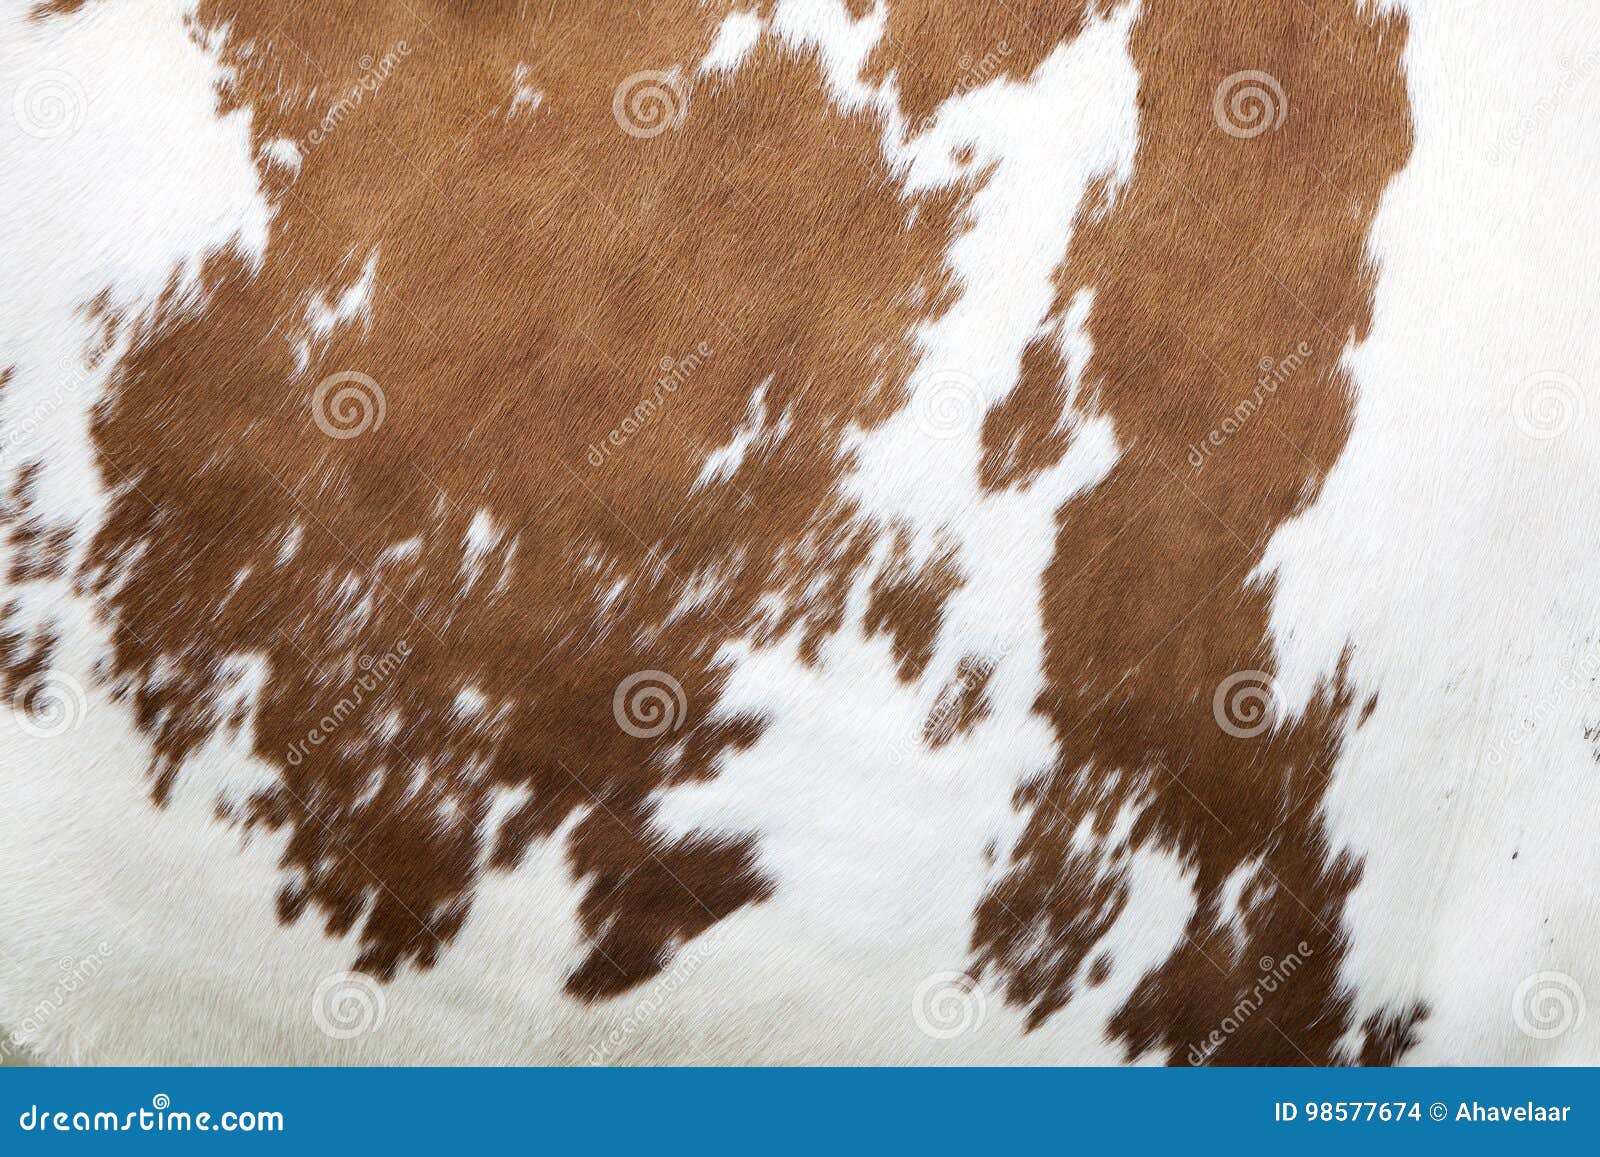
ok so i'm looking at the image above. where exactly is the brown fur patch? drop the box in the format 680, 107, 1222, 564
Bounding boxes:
924, 654, 996, 748
85, 0, 975, 993
0, 455, 67, 698
971, 0, 1417, 1063
1357, 1003, 1429, 1066
864, 533, 962, 681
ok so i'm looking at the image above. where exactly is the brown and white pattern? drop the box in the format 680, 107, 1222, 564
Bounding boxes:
2, 0, 1599, 1064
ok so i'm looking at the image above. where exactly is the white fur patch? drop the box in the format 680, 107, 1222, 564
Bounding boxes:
1262, 0, 1600, 1063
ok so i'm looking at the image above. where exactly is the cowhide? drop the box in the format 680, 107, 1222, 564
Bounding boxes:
2, 0, 1598, 1064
